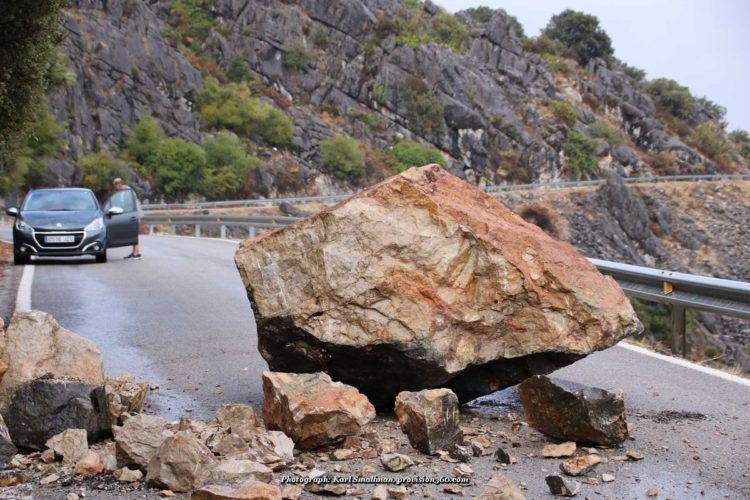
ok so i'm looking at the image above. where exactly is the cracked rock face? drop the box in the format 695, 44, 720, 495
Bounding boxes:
236, 165, 642, 407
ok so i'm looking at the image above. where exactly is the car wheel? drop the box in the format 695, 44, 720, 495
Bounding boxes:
13, 252, 29, 265
95, 249, 107, 263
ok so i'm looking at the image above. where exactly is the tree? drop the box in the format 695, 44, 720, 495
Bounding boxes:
0, 0, 66, 176
0, 109, 64, 191
126, 116, 164, 168
226, 57, 252, 83
149, 138, 207, 196
321, 136, 365, 179
391, 140, 446, 172
542, 9, 613, 64
203, 130, 260, 198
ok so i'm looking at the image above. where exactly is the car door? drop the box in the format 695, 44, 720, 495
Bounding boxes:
103, 189, 139, 247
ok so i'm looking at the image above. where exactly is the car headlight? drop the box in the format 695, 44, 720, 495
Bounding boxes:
84, 217, 104, 232
15, 220, 33, 233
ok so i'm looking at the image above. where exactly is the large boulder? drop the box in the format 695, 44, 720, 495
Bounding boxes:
5, 379, 109, 450
394, 388, 463, 454
518, 375, 628, 446
262, 371, 375, 449
235, 166, 641, 407
0, 311, 104, 409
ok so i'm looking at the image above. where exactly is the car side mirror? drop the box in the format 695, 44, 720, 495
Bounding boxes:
5, 207, 18, 217
106, 206, 124, 216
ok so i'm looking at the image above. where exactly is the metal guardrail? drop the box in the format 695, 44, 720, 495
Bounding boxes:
142, 212, 749, 357
141, 173, 750, 211
141, 214, 298, 238
590, 258, 750, 356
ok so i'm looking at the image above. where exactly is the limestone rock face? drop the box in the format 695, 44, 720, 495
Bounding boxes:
394, 389, 463, 454
236, 166, 642, 406
262, 371, 375, 449
0, 311, 104, 409
518, 375, 628, 446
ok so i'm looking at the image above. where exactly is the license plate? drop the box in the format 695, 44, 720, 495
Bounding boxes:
45, 235, 75, 243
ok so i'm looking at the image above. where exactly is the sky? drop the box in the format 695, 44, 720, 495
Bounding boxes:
440, 0, 750, 132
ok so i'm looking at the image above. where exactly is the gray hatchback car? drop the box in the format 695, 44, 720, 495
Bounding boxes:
6, 187, 140, 264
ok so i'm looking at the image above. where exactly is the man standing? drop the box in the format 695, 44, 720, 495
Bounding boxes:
113, 178, 142, 260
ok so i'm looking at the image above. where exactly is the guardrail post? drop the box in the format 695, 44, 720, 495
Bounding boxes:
195, 224, 201, 238
671, 305, 687, 357
148, 225, 154, 235
220, 225, 226, 239
248, 226, 256, 238
170, 224, 176, 235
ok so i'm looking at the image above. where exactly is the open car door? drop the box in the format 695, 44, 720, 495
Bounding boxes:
103, 189, 139, 248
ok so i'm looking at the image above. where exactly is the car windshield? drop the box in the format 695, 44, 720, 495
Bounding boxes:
23, 190, 98, 211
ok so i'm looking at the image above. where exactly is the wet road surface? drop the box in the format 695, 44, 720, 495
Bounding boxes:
6, 229, 750, 498
28, 234, 265, 421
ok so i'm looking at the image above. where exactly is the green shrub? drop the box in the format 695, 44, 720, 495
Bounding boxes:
45, 48, 75, 90
80, 151, 127, 196
126, 116, 164, 168
350, 109, 384, 130
622, 63, 646, 83
549, 100, 578, 127
161, 27, 181, 46
695, 96, 727, 122
563, 131, 597, 177
647, 151, 678, 175
149, 138, 207, 196
313, 28, 328, 48
646, 78, 695, 120
398, 77, 445, 137
197, 77, 294, 146
321, 136, 365, 179
542, 9, 613, 64
464, 6, 493, 23
227, 57, 252, 83
729, 129, 750, 159
522, 36, 575, 59
203, 130, 261, 198
430, 13, 470, 53
589, 122, 622, 147
284, 43, 308, 71
170, 0, 216, 48
391, 140, 446, 172
695, 122, 731, 163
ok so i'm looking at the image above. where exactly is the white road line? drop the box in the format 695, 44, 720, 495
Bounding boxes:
618, 341, 750, 387
15, 264, 34, 312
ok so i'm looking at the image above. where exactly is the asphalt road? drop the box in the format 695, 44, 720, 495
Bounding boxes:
24, 234, 266, 420
3, 230, 749, 498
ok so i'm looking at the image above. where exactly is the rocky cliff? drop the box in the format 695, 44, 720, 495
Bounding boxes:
45, 0, 747, 200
